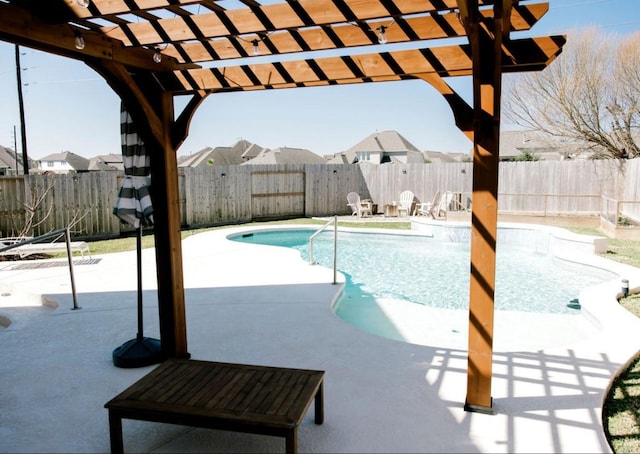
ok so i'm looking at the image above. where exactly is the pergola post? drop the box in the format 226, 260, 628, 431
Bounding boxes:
93, 62, 191, 360
149, 93, 189, 359
460, 0, 507, 414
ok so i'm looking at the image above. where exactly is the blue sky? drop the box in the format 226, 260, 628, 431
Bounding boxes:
0, 0, 639, 160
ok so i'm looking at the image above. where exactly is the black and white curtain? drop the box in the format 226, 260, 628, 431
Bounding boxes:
113, 103, 153, 228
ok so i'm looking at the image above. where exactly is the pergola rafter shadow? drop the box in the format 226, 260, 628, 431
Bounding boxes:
0, 0, 566, 413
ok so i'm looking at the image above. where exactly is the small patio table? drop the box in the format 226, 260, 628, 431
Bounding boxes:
384, 204, 399, 217
104, 358, 325, 453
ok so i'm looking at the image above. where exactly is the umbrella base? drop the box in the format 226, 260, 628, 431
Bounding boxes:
112, 337, 163, 368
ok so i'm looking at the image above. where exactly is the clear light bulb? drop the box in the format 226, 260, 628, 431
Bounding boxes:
153, 48, 162, 63
252, 39, 260, 56
377, 26, 387, 44
76, 0, 90, 7
74, 33, 85, 50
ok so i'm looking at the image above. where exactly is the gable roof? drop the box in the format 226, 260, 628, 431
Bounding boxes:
346, 130, 422, 154
240, 143, 266, 161
0, 146, 26, 173
243, 147, 326, 165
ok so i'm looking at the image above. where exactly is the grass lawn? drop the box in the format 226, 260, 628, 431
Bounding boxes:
84, 218, 412, 255
603, 291, 640, 453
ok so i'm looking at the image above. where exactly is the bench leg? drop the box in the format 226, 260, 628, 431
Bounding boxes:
286, 428, 297, 454
314, 381, 324, 424
108, 411, 124, 454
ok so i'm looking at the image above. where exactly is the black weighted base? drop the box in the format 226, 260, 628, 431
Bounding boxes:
112, 337, 163, 368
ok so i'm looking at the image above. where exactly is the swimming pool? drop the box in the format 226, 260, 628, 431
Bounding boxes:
230, 227, 617, 348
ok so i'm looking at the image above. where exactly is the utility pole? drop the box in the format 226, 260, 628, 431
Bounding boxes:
13, 125, 19, 175
15, 44, 29, 175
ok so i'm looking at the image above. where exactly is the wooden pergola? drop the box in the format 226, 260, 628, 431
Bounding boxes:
0, 0, 565, 413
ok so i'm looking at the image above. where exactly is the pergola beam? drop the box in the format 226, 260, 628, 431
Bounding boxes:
163, 36, 564, 94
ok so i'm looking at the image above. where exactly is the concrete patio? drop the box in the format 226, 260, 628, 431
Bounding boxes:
1, 223, 640, 453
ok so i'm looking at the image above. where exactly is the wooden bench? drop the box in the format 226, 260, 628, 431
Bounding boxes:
104, 359, 325, 453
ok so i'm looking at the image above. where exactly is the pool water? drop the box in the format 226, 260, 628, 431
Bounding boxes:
232, 229, 616, 316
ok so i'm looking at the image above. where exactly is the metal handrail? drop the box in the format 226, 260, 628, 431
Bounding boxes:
0, 227, 80, 310
309, 215, 338, 284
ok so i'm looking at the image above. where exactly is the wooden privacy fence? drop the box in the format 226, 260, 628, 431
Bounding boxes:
498, 193, 602, 215
0, 159, 638, 240
0, 172, 121, 239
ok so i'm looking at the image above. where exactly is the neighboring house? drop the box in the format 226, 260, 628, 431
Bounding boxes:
499, 130, 594, 161
0, 146, 32, 175
242, 146, 326, 165
179, 140, 267, 167
343, 130, 425, 164
36, 151, 90, 174
88, 153, 124, 171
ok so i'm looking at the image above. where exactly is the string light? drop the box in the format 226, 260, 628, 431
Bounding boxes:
153, 47, 162, 63
252, 39, 260, 56
76, 0, 90, 7
74, 31, 85, 50
376, 25, 388, 44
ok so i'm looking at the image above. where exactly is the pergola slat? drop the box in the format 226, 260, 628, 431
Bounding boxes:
163, 35, 564, 93
98, 3, 547, 51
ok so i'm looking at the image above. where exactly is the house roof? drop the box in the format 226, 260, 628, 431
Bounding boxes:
499, 130, 595, 161
179, 140, 267, 167
243, 147, 326, 165
38, 151, 90, 171
423, 150, 468, 163
346, 130, 422, 155
0, 146, 25, 172
240, 143, 267, 161
179, 147, 238, 167
87, 158, 116, 171
88, 153, 124, 171
324, 151, 357, 164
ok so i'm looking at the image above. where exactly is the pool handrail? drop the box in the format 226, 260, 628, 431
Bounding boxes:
309, 215, 338, 284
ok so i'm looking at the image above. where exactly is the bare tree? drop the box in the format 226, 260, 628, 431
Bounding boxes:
7, 175, 90, 239
504, 29, 640, 159
8, 176, 55, 238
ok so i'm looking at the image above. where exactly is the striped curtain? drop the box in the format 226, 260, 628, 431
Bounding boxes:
112, 103, 154, 228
